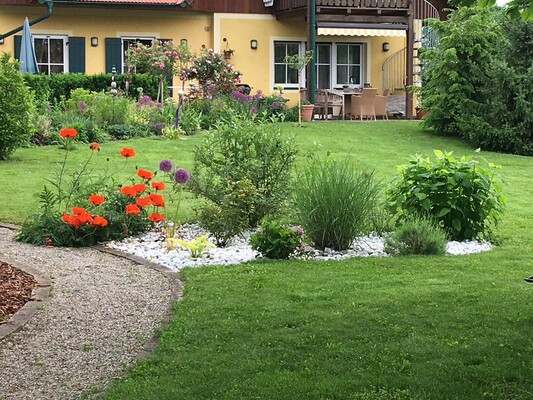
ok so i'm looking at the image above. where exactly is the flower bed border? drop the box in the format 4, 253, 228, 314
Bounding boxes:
0, 222, 52, 342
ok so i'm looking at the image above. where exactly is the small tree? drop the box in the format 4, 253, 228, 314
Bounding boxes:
284, 50, 313, 126
0, 53, 34, 160
125, 40, 181, 102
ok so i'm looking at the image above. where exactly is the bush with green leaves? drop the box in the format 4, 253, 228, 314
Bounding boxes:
387, 150, 505, 241
418, 7, 502, 138
384, 214, 447, 256
293, 156, 380, 251
249, 219, 302, 259
0, 53, 34, 160
189, 116, 297, 228
195, 179, 258, 247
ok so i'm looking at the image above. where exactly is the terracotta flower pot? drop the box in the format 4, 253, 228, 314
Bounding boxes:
301, 104, 315, 122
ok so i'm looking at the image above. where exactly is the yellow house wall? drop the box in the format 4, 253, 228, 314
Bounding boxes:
0, 5, 212, 87
1, 7, 406, 105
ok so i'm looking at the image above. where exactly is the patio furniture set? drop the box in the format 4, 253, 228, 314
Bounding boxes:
314, 88, 391, 121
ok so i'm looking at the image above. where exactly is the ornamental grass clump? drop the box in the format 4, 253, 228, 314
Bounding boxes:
387, 150, 505, 241
16, 131, 177, 247
293, 156, 380, 251
384, 214, 447, 256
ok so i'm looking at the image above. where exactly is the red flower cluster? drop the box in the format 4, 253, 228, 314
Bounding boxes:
89, 142, 99, 151
61, 206, 108, 230
89, 194, 105, 205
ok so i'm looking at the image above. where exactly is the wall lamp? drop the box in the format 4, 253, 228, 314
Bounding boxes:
0, 38, 4, 45
91, 37, 98, 47
250, 39, 258, 50
382, 42, 390, 52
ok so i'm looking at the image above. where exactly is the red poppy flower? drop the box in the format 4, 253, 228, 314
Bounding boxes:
119, 147, 135, 158
71, 206, 87, 215
77, 213, 94, 224
92, 216, 108, 227
136, 168, 153, 180
148, 212, 165, 222
119, 185, 137, 196
135, 196, 152, 207
59, 128, 77, 138
151, 181, 165, 191
125, 203, 141, 215
89, 142, 99, 151
149, 193, 165, 207
88, 194, 105, 205
61, 212, 80, 229
132, 183, 147, 193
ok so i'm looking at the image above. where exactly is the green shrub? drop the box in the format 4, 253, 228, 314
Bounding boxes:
0, 53, 34, 160
249, 219, 302, 259
387, 150, 505, 241
195, 178, 260, 247
189, 116, 297, 227
293, 156, 380, 251
384, 214, 447, 256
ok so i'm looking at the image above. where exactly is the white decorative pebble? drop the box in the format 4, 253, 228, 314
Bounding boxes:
105, 224, 493, 271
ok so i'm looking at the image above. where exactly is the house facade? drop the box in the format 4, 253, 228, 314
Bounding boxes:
0, 0, 444, 115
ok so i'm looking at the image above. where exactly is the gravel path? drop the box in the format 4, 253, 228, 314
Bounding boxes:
0, 227, 176, 400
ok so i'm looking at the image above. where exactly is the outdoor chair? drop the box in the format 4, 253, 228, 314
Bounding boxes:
351, 88, 377, 121
314, 89, 344, 120
375, 88, 390, 120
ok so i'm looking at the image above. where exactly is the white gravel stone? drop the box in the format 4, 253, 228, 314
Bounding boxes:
106, 224, 493, 271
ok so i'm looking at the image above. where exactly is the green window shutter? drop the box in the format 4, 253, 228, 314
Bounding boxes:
14, 35, 21, 60
68, 36, 85, 73
105, 37, 122, 73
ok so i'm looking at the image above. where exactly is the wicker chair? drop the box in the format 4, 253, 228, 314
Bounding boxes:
375, 88, 390, 120
351, 88, 377, 121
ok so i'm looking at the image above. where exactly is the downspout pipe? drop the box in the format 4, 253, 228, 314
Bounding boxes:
0, 0, 54, 41
307, 0, 316, 104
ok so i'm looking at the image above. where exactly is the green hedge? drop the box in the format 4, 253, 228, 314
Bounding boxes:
23, 73, 165, 104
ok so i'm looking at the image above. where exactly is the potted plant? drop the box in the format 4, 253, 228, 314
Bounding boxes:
284, 50, 314, 126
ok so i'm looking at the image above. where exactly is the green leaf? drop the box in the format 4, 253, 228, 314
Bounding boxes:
452, 218, 461, 233
437, 208, 450, 217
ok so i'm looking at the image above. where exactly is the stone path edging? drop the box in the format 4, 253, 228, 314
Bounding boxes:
0, 255, 53, 342
0, 222, 183, 353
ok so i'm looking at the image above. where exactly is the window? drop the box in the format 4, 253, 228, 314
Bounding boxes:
122, 37, 154, 73
336, 43, 363, 87
274, 41, 301, 86
33, 35, 68, 74
315, 43, 331, 89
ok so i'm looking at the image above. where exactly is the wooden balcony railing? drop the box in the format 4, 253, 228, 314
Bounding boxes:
273, 0, 410, 13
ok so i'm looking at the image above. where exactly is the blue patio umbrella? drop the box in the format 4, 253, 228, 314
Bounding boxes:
19, 17, 39, 73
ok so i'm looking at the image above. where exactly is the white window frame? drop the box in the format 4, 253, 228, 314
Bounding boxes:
334, 42, 364, 89
272, 39, 306, 89
33, 35, 68, 75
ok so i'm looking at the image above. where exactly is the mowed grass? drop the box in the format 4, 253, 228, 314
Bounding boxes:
2, 121, 533, 399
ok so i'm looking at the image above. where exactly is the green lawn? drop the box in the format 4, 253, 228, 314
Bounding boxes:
2, 121, 533, 399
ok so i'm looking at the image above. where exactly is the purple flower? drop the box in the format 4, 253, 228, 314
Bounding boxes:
174, 168, 190, 184
159, 159, 173, 172
77, 101, 87, 111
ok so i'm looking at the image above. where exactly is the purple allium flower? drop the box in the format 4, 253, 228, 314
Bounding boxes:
159, 159, 173, 173
77, 101, 87, 111
271, 102, 279, 109
174, 168, 190, 184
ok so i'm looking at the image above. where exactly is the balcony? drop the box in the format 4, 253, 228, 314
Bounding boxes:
273, 0, 412, 22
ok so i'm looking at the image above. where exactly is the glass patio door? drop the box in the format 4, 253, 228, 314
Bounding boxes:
315, 43, 331, 89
